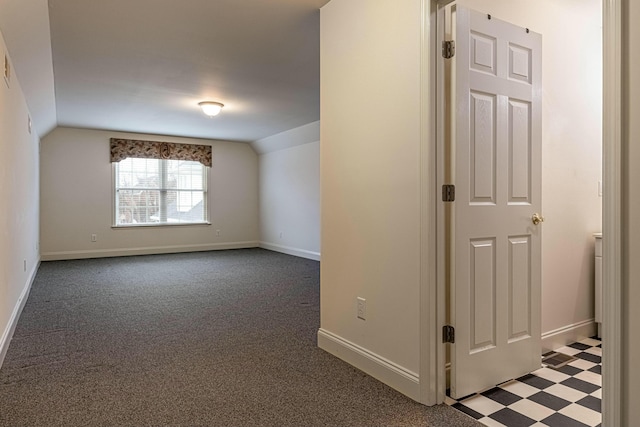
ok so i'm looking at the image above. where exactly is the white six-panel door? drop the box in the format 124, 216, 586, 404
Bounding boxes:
449, 6, 542, 399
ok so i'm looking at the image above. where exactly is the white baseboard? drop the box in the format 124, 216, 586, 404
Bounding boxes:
0, 259, 40, 369
317, 328, 420, 402
40, 241, 260, 261
259, 241, 320, 261
541, 319, 597, 353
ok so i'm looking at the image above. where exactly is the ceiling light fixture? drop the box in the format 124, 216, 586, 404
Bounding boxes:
198, 101, 224, 117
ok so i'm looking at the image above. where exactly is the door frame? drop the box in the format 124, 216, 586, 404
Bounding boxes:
601, 0, 623, 425
421, 0, 623, 424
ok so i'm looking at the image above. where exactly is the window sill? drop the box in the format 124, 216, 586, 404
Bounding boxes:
112, 222, 211, 229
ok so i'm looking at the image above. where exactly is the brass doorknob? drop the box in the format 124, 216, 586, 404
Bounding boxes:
532, 213, 545, 225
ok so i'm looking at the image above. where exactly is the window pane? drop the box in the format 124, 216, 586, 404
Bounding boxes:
164, 190, 205, 222
118, 158, 160, 189
167, 160, 204, 190
117, 189, 160, 224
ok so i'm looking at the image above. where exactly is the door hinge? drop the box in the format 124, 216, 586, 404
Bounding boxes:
442, 40, 455, 59
442, 184, 456, 202
443, 325, 455, 343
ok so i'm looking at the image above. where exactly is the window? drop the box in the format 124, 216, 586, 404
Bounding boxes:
114, 157, 207, 226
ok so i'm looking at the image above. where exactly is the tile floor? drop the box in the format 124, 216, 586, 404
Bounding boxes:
447, 337, 602, 427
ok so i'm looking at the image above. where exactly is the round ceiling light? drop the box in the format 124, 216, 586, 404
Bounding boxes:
198, 101, 224, 117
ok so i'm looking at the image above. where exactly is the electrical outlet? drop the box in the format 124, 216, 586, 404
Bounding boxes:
23, 260, 26, 272
216, 229, 221, 236
91, 234, 97, 242
279, 231, 283, 239
357, 297, 366, 320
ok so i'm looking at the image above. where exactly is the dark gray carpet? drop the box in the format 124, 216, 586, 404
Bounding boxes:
0, 248, 480, 427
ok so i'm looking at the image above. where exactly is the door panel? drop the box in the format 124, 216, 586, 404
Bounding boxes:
470, 92, 496, 204
470, 238, 496, 352
508, 235, 531, 341
450, 6, 542, 399
509, 100, 531, 203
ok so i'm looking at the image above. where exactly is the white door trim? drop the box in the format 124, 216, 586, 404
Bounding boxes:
418, 0, 444, 406
424, 1, 624, 421
428, 0, 451, 405
419, 0, 456, 406
602, 0, 623, 425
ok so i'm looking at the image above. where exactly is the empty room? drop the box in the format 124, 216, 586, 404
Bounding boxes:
0, 0, 639, 426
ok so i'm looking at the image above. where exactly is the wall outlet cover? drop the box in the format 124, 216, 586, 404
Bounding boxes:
357, 297, 366, 320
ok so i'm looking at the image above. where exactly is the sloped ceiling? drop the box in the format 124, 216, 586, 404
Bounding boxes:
0, 0, 57, 137
2, 0, 329, 142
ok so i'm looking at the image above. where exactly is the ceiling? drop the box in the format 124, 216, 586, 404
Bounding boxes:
1, 0, 330, 143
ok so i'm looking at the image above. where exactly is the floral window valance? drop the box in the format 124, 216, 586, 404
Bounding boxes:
110, 138, 212, 167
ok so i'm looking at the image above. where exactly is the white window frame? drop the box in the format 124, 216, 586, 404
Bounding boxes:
112, 158, 210, 228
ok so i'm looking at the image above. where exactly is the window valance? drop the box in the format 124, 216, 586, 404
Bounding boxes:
110, 138, 212, 167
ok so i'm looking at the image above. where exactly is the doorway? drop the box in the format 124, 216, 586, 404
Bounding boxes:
427, 0, 619, 423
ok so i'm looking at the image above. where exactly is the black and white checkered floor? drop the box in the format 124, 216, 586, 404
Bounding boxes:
447, 337, 602, 427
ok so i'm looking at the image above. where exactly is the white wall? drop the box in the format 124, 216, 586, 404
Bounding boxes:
319, 0, 423, 400
40, 127, 259, 260
257, 122, 320, 260
624, 0, 640, 421
455, 0, 603, 349
0, 30, 41, 366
